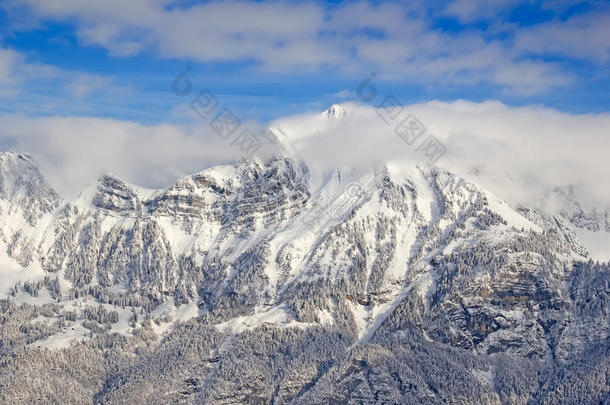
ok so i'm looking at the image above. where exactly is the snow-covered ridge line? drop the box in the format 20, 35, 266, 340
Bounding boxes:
0, 147, 600, 357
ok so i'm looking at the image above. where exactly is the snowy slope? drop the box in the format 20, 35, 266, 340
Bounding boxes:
0, 105, 604, 361
0, 147, 598, 356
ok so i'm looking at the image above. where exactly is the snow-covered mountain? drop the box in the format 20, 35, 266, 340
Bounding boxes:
0, 110, 608, 403
324, 103, 349, 119
539, 185, 610, 262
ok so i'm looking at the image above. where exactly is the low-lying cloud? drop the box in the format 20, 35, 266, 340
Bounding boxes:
0, 114, 273, 197
270, 100, 610, 210
1, 100, 608, 213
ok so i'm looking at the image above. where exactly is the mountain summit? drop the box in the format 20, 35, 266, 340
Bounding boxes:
324, 103, 349, 119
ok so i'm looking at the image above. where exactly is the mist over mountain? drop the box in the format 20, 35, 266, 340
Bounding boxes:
0, 106, 608, 403
3, 100, 610, 210
2, 0, 610, 402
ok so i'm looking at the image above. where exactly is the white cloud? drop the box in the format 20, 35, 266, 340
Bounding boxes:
443, 0, 517, 23
66, 73, 132, 99
0, 46, 62, 90
332, 89, 354, 99
270, 100, 610, 210
0, 47, 20, 84
1, 100, 609, 215
407, 100, 610, 208
514, 12, 610, 63
0, 45, 132, 109
492, 60, 574, 95
9, 0, 607, 94
0, 113, 276, 197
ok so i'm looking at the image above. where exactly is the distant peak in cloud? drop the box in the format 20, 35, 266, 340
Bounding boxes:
324, 104, 349, 120
2, 100, 610, 214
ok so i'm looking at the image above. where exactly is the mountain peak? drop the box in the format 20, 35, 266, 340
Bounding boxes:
324, 104, 348, 119
0, 150, 36, 170
0, 150, 60, 223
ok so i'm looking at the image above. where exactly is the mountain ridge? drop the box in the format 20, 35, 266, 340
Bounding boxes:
0, 149, 607, 403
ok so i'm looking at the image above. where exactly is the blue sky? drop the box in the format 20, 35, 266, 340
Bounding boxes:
1, 0, 609, 123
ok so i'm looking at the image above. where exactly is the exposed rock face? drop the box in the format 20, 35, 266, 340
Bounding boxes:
551, 185, 610, 232
0, 151, 607, 404
0, 151, 60, 223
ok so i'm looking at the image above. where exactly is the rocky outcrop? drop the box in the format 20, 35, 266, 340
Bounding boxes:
0, 151, 607, 404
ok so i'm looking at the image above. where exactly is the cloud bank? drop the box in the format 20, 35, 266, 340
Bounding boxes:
271, 100, 610, 210
0, 114, 275, 197
1, 101, 608, 214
